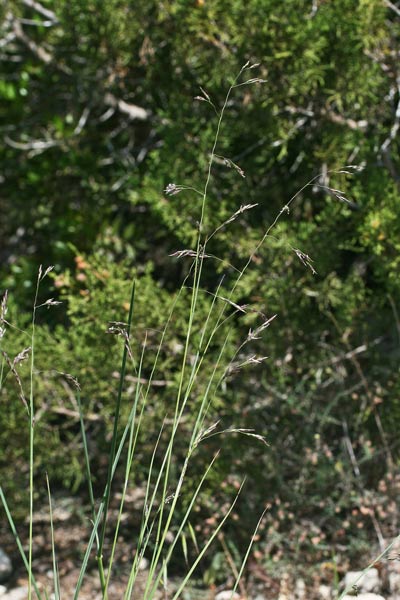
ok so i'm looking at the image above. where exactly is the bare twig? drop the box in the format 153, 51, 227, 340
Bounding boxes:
320, 107, 368, 131
104, 93, 150, 121
12, 18, 52, 63
342, 420, 361, 477
21, 0, 58, 22
285, 104, 368, 131
0, 31, 16, 49
384, 0, 400, 17
4, 135, 60, 156
317, 338, 383, 368
73, 107, 90, 136
18, 18, 56, 27
381, 79, 400, 153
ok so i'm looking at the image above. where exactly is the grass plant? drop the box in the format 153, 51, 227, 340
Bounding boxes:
1, 62, 394, 600
1, 64, 270, 599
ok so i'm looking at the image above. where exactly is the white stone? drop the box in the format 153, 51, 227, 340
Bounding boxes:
139, 556, 149, 571
295, 578, 306, 599
0, 588, 29, 600
0, 585, 7, 597
343, 568, 381, 593
215, 592, 240, 600
318, 584, 332, 599
390, 571, 400, 593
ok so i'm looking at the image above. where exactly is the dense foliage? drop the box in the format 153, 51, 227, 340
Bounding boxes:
1, 0, 400, 580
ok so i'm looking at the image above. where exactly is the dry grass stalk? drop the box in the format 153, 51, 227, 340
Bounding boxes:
1, 349, 30, 412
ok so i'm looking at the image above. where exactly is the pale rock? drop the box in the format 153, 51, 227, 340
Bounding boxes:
0, 585, 7, 597
344, 568, 381, 593
390, 571, 400, 593
318, 584, 332, 599
215, 591, 240, 600
0, 588, 29, 600
139, 556, 149, 571
278, 572, 291, 600
294, 578, 306, 599
0, 550, 12, 583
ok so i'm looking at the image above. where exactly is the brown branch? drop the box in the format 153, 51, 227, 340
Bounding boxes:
384, 0, 400, 17
50, 406, 102, 422
21, 0, 58, 22
320, 107, 368, 131
4, 135, 60, 158
285, 104, 368, 131
12, 18, 52, 63
104, 92, 150, 121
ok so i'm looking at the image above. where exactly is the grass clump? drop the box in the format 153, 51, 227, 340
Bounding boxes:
2, 60, 397, 600
1, 64, 272, 599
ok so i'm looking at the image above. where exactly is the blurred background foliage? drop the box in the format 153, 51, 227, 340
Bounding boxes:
1, 0, 400, 580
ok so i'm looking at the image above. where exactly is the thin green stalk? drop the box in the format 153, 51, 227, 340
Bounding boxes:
124, 422, 167, 599
0, 487, 43, 600
142, 326, 232, 598
81, 65, 274, 600
230, 505, 269, 599
183, 63, 253, 377
79, 282, 182, 598
77, 391, 96, 522
103, 416, 137, 596
170, 482, 245, 600
145, 453, 220, 600
189, 330, 233, 445
97, 279, 136, 595
129, 271, 200, 543
338, 533, 400, 600
103, 338, 147, 595
46, 473, 61, 600
74, 363, 148, 599
73, 500, 105, 600
141, 66, 270, 600
104, 407, 142, 595
28, 268, 41, 600
143, 71, 248, 595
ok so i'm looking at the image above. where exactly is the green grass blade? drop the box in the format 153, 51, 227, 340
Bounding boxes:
28, 268, 42, 600
73, 502, 105, 600
230, 505, 269, 599
145, 453, 220, 600
104, 338, 147, 594
97, 279, 136, 593
77, 391, 96, 522
74, 373, 146, 599
46, 473, 61, 600
0, 486, 43, 600
170, 481, 245, 600
338, 533, 400, 600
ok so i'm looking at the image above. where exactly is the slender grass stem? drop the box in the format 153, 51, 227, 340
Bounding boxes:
103, 337, 147, 595
170, 482, 245, 600
97, 280, 136, 595
141, 65, 261, 599
0, 487, 43, 600
28, 268, 41, 600
77, 391, 96, 522
46, 473, 61, 600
